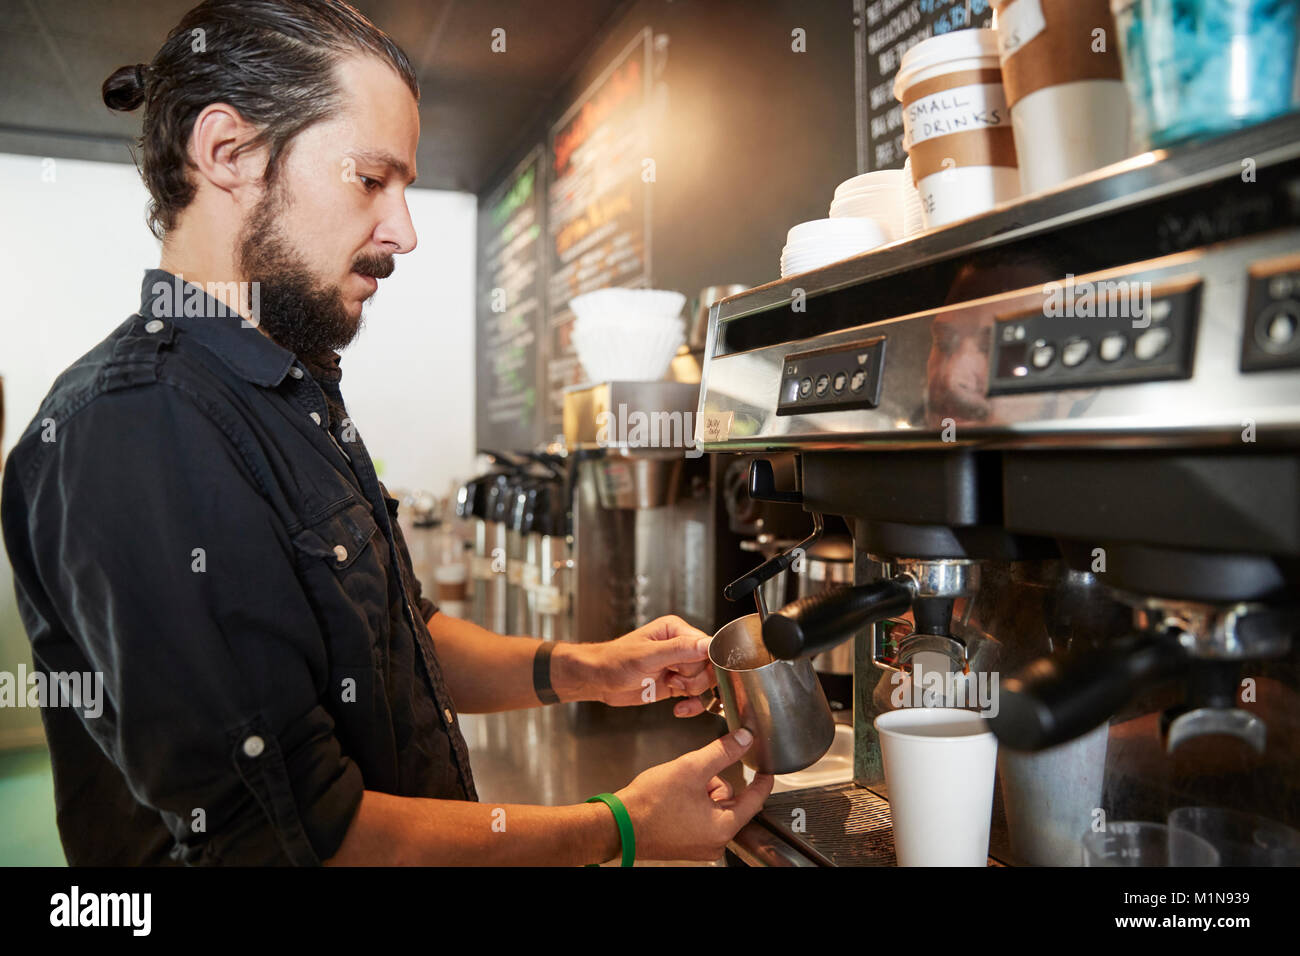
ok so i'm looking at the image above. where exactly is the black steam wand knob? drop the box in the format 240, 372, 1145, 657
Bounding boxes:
748, 458, 802, 504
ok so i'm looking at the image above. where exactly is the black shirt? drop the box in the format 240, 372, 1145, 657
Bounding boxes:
0, 269, 477, 865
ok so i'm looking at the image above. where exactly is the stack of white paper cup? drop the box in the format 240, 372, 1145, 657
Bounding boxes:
828, 169, 907, 241
894, 29, 1020, 228
875, 707, 999, 866
780, 218, 887, 277
901, 157, 926, 237
992, 0, 1131, 194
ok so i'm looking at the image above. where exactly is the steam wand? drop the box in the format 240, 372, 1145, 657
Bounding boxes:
722, 458, 825, 621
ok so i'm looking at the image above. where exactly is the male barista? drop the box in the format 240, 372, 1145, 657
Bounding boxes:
0, 0, 773, 865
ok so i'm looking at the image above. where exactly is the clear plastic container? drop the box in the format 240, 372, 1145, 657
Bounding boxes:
1112, 0, 1300, 148
1081, 821, 1220, 865
1167, 807, 1300, 865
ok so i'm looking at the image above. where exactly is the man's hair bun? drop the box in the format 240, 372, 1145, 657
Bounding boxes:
102, 64, 149, 112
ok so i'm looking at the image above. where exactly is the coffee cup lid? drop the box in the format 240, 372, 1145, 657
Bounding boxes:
894, 28, 1001, 102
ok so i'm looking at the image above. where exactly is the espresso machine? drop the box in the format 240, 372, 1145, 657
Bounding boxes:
699, 114, 1300, 866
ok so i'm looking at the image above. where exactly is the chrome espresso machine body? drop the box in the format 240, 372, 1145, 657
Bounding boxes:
700, 115, 1300, 867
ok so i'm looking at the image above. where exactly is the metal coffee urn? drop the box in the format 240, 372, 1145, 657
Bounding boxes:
562, 380, 746, 642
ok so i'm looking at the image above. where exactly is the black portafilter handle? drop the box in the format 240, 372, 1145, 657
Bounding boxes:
986, 630, 1188, 751
762, 579, 915, 661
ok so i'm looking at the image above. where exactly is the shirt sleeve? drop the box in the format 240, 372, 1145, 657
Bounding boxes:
4, 384, 363, 864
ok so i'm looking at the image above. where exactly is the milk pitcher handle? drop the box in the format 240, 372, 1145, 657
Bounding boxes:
701, 690, 725, 718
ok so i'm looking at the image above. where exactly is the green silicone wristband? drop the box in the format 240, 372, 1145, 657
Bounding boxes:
585, 792, 635, 867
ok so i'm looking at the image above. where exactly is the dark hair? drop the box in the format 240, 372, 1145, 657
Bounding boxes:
101, 0, 418, 240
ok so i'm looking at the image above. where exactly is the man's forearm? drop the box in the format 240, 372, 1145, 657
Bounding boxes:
424, 611, 601, 712
325, 789, 621, 865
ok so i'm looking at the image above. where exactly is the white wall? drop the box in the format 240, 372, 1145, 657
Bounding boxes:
342, 187, 478, 499
0, 153, 477, 496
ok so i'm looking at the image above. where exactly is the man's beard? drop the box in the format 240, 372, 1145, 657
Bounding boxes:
236, 186, 394, 359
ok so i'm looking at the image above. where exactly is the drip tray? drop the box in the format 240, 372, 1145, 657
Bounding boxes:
757, 782, 1004, 867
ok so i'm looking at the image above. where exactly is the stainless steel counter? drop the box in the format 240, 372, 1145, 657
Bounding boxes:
402, 516, 833, 866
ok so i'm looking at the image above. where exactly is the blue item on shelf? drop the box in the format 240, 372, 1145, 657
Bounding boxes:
1113, 0, 1300, 147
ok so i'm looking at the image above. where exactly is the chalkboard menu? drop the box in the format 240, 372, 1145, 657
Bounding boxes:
856, 0, 994, 172
475, 145, 546, 451
545, 28, 654, 430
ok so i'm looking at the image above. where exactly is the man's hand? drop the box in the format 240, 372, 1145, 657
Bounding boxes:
615, 728, 775, 861
586, 614, 717, 717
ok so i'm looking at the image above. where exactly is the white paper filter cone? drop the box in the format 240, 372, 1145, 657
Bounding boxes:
875, 707, 998, 866
568, 287, 686, 381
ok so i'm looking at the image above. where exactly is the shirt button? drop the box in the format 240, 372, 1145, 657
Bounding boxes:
310, 411, 322, 425
242, 735, 265, 758
289, 367, 304, 380
333, 544, 348, 563
444, 707, 454, 725
144, 319, 164, 334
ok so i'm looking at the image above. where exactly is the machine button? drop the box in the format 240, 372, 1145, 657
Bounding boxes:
1030, 339, 1055, 369
1098, 333, 1127, 362
1061, 338, 1090, 368
1256, 302, 1299, 353
832, 371, 847, 393
815, 374, 830, 397
849, 369, 867, 393
799, 377, 813, 398
1134, 326, 1172, 361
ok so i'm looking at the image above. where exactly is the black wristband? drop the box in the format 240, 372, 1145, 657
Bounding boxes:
533, 641, 560, 705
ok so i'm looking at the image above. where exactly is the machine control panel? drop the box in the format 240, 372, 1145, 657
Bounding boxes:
988, 278, 1200, 395
1241, 255, 1300, 372
777, 336, 885, 415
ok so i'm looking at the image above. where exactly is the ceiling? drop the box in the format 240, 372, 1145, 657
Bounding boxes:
0, 0, 630, 192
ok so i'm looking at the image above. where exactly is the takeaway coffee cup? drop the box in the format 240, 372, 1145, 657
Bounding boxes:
894, 29, 1020, 228
993, 0, 1131, 194
875, 707, 999, 866
998, 721, 1109, 866
706, 614, 835, 775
